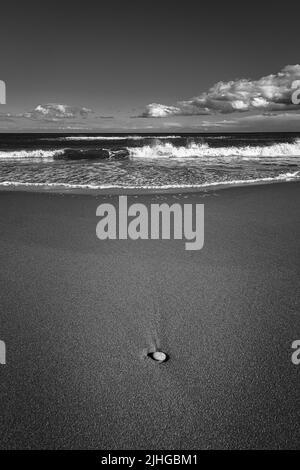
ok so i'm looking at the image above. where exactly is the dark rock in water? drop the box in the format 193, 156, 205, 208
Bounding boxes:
56, 148, 129, 161
56, 149, 109, 160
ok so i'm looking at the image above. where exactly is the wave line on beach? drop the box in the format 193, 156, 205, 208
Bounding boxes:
0, 171, 299, 191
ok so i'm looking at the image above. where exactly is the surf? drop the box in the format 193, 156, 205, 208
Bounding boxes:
128, 139, 300, 160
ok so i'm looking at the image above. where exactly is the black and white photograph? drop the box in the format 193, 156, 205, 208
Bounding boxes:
0, 0, 300, 456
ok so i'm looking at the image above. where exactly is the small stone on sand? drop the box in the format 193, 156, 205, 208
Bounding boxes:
151, 351, 167, 362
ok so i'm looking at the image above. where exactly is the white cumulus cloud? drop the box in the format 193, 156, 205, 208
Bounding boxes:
142, 103, 182, 117
142, 65, 300, 117
22, 103, 92, 121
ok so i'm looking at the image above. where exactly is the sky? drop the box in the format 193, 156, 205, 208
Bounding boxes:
0, 0, 300, 132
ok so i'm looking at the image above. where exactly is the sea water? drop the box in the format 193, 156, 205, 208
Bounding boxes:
0, 132, 300, 190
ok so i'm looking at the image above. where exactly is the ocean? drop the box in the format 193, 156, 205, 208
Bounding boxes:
0, 132, 300, 190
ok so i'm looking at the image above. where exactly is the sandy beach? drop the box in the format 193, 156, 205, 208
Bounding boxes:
0, 182, 299, 449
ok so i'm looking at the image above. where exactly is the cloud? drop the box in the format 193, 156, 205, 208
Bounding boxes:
141, 103, 183, 117
239, 112, 300, 122
199, 119, 237, 127
0, 104, 95, 129
142, 65, 300, 117
21, 103, 92, 121
162, 121, 183, 127
199, 112, 300, 131
95, 115, 114, 120
0, 114, 15, 123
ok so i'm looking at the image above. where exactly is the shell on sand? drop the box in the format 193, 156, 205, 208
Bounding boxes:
152, 351, 167, 362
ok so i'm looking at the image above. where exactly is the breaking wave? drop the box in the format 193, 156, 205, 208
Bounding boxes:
3, 139, 300, 162
0, 148, 129, 161
0, 149, 66, 160
128, 139, 300, 159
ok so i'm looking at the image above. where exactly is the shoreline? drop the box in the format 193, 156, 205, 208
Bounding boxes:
0, 175, 299, 196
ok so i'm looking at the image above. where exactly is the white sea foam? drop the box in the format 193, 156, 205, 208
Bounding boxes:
61, 136, 128, 141
0, 149, 66, 160
54, 135, 182, 141
128, 140, 300, 159
0, 171, 299, 191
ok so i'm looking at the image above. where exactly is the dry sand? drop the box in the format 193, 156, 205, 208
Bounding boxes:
0, 182, 299, 449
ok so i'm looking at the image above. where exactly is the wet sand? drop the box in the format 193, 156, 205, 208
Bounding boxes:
0, 182, 299, 449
